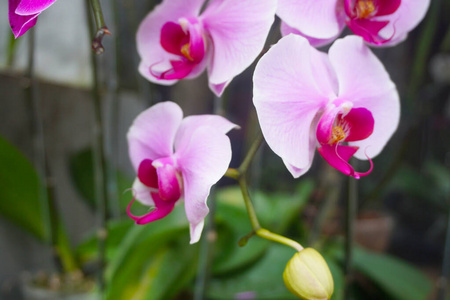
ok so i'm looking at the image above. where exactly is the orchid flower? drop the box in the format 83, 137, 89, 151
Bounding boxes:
253, 35, 400, 178
9, 0, 57, 38
127, 101, 237, 243
277, 0, 430, 47
136, 0, 277, 96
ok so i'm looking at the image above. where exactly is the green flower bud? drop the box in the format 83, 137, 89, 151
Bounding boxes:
283, 248, 334, 300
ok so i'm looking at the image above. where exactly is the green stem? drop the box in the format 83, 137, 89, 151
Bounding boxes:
238, 176, 261, 230
86, 0, 108, 294
226, 132, 303, 252
238, 130, 264, 174
257, 229, 303, 252
89, 0, 110, 54
224, 168, 239, 180
344, 175, 358, 299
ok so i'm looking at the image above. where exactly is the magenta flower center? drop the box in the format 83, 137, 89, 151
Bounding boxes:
316, 104, 375, 178
137, 158, 183, 202
150, 18, 206, 80
344, 0, 402, 44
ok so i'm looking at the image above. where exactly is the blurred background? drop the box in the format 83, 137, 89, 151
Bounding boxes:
0, 0, 449, 299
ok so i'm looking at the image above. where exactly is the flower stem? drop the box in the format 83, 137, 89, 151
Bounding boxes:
226, 131, 303, 253
238, 176, 261, 230
238, 130, 264, 174
89, 0, 111, 54
256, 228, 303, 252
344, 175, 358, 299
86, 0, 109, 294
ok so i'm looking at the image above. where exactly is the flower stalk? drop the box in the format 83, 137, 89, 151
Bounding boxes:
89, 0, 111, 54
225, 130, 303, 252
86, 0, 109, 293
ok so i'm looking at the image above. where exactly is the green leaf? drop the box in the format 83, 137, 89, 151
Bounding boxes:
0, 135, 46, 240
105, 205, 194, 300
75, 218, 134, 264
352, 247, 433, 300
207, 244, 298, 300
213, 200, 269, 275
139, 243, 199, 300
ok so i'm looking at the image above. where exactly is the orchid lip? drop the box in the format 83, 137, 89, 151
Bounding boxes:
316, 105, 375, 178
344, 0, 401, 45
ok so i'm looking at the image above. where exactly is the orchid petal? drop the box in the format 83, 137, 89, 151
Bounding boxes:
154, 161, 182, 202
189, 220, 205, 244
346, 18, 391, 45
136, 0, 205, 84
137, 159, 158, 188
160, 22, 189, 56
282, 126, 317, 178
208, 81, 230, 97
344, 108, 374, 142
127, 193, 176, 224
317, 105, 374, 144
329, 36, 399, 159
153, 60, 196, 80
9, 0, 39, 38
127, 102, 183, 170
277, 0, 345, 39
201, 0, 277, 94
174, 114, 238, 154
378, 0, 430, 46
318, 144, 360, 177
253, 35, 335, 173
373, 0, 401, 16
138, 61, 178, 86
15, 0, 57, 15
132, 178, 155, 206
177, 126, 232, 243
280, 22, 340, 48
316, 105, 342, 145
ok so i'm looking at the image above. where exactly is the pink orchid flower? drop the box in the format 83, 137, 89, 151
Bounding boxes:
9, 0, 57, 38
127, 101, 237, 243
136, 0, 277, 96
277, 0, 430, 47
253, 35, 400, 178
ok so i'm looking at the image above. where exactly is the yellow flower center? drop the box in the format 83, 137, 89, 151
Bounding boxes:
356, 0, 375, 19
330, 126, 346, 144
181, 43, 194, 61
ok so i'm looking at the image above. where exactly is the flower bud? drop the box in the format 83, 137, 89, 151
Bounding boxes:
283, 248, 334, 300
